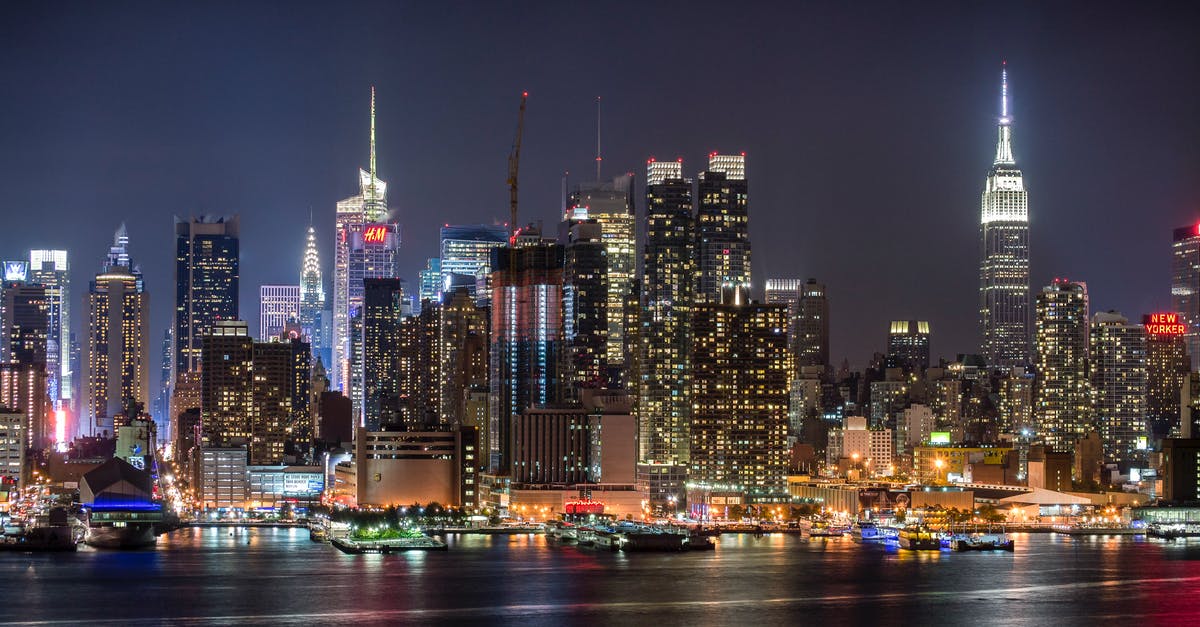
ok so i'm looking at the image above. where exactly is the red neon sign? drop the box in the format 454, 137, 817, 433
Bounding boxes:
362, 225, 388, 244
1144, 312, 1187, 336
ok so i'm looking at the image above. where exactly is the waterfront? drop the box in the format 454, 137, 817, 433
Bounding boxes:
3, 529, 1200, 625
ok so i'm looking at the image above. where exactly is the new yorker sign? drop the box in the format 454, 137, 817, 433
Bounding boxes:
1144, 313, 1187, 336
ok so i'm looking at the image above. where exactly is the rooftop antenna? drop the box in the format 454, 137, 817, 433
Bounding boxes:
594, 96, 602, 181
370, 86, 377, 179
561, 170, 569, 216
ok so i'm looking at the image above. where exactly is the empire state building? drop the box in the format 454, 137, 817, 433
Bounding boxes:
979, 63, 1030, 369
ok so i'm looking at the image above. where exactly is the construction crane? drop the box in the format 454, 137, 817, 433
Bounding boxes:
507, 91, 528, 242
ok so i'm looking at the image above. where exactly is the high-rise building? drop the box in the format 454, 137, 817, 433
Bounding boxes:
299, 226, 326, 364
0, 364, 46, 449
569, 175, 636, 381
29, 250, 70, 411
765, 278, 802, 333
259, 285, 300, 340
361, 278, 403, 431
438, 287, 488, 429
418, 258, 441, 310
1143, 312, 1190, 438
1089, 311, 1147, 466
488, 242, 565, 472
439, 224, 509, 307
1034, 280, 1090, 452
979, 65, 1031, 369
563, 221, 608, 393
199, 320, 301, 465
1, 281, 48, 368
794, 279, 830, 368
695, 154, 750, 303
333, 88, 399, 399
1172, 224, 1200, 369
174, 215, 240, 384
639, 159, 693, 466
84, 228, 150, 437
887, 320, 931, 371
690, 285, 790, 498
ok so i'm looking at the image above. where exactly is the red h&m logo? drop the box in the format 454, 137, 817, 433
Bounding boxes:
363, 225, 388, 244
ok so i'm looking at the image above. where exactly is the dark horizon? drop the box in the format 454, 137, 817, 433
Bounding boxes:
2, 1, 1198, 369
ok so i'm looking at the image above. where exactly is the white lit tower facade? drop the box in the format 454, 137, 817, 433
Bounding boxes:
332, 87, 400, 418
696, 153, 750, 303
979, 64, 1031, 369
299, 226, 326, 363
1089, 311, 1147, 467
1034, 279, 1090, 452
29, 250, 70, 411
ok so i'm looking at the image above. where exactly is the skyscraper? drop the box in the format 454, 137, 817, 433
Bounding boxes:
887, 320, 931, 371
794, 279, 830, 368
695, 154, 750, 303
361, 278, 403, 431
1171, 224, 1200, 369
1089, 311, 1147, 466
418, 258, 441, 309
488, 242, 565, 472
439, 224, 509, 306
84, 227, 150, 437
690, 285, 790, 498
1143, 312, 1189, 438
563, 221, 608, 393
639, 159, 694, 466
29, 250, 70, 411
332, 88, 399, 399
438, 287, 488, 430
1034, 280, 1090, 452
174, 215, 240, 382
1, 281, 48, 368
979, 64, 1031, 369
764, 278, 802, 317
259, 285, 300, 340
569, 175, 636, 381
200, 320, 299, 465
299, 226, 326, 363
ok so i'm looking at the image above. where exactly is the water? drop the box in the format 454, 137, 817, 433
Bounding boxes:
3, 529, 1200, 625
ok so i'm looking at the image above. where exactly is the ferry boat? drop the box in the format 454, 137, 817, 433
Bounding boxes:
951, 532, 1014, 552
897, 527, 941, 551
851, 522, 898, 544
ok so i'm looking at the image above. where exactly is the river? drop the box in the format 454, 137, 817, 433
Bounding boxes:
3, 528, 1199, 625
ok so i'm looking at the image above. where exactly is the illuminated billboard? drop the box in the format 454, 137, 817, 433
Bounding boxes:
3, 261, 28, 283
362, 224, 389, 245
1144, 312, 1186, 336
929, 432, 951, 445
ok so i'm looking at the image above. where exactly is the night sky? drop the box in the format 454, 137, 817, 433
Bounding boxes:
2, 1, 1198, 369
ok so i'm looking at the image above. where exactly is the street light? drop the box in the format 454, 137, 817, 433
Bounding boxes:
934, 458, 945, 484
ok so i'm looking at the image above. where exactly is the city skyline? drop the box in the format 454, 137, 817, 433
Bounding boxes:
1, 3, 1198, 370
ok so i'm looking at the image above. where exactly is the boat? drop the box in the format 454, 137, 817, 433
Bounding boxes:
851, 521, 898, 544
898, 527, 941, 551
952, 533, 1014, 552
309, 523, 328, 542
0, 509, 80, 552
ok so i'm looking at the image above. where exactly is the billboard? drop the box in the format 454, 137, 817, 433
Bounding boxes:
929, 432, 951, 445
1144, 313, 1186, 336
3, 261, 28, 283
362, 224, 390, 245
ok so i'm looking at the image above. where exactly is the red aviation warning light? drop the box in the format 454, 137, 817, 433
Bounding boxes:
1144, 312, 1187, 336
362, 225, 388, 244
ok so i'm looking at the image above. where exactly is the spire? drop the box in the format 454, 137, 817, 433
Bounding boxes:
369, 85, 377, 180
993, 61, 1015, 166
595, 96, 602, 181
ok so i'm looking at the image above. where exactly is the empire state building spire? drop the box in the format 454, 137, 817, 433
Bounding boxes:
979, 61, 1031, 370
994, 62, 1015, 165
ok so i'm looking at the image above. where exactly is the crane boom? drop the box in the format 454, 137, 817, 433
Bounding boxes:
507, 91, 528, 241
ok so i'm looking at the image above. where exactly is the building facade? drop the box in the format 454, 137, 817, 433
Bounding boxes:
639, 159, 693, 467
259, 285, 300, 341
695, 154, 750, 303
690, 286, 790, 499
488, 243, 565, 472
1089, 312, 1147, 467
1144, 312, 1189, 438
794, 279, 830, 368
174, 215, 240, 388
1172, 224, 1200, 370
83, 237, 149, 438
1034, 280, 1090, 452
29, 250, 70, 411
979, 66, 1031, 369
887, 320, 931, 371
332, 89, 399, 400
